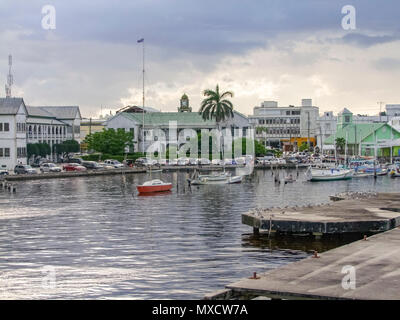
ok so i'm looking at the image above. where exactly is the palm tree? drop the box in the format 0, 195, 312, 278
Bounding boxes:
199, 84, 234, 123
335, 137, 346, 154
199, 85, 234, 159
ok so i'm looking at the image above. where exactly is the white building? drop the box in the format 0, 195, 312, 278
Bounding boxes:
0, 98, 28, 170
0, 97, 82, 170
249, 99, 319, 150
316, 111, 337, 151
106, 95, 253, 155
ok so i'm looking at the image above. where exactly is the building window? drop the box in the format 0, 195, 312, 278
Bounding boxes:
0, 148, 2, 157
74, 126, 80, 134
4, 123, 9, 131
130, 128, 134, 138
4, 148, 10, 157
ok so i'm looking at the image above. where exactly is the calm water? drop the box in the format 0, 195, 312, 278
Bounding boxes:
0, 168, 399, 299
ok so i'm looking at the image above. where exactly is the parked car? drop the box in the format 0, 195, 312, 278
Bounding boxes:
40, 163, 62, 173
81, 161, 103, 170
189, 158, 199, 165
263, 153, 275, 160
199, 158, 211, 165
286, 157, 298, 164
277, 158, 286, 164
168, 159, 178, 166
223, 158, 233, 165
157, 159, 167, 166
177, 157, 189, 166
235, 157, 246, 165
68, 158, 84, 164
63, 163, 87, 172
14, 165, 37, 175
211, 159, 223, 165
104, 159, 124, 168
0, 169, 9, 175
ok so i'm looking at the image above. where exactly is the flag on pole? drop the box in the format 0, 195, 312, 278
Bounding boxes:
137, 38, 144, 43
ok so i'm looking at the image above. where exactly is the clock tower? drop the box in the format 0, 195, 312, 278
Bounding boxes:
178, 93, 191, 112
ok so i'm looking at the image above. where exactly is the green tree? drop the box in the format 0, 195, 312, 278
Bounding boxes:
84, 129, 133, 155
335, 137, 346, 154
27, 143, 39, 159
299, 142, 309, 152
199, 85, 234, 159
37, 143, 51, 157
53, 140, 80, 159
254, 140, 266, 157
199, 85, 234, 123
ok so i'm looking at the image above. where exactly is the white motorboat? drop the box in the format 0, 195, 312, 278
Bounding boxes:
306, 167, 353, 182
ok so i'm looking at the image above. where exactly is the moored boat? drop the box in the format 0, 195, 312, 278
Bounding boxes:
306, 167, 353, 182
137, 179, 172, 193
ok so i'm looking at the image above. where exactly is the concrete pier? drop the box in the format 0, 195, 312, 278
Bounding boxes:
205, 193, 400, 300
208, 227, 400, 300
243, 193, 400, 236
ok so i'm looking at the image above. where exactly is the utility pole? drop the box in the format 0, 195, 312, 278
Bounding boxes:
378, 101, 384, 122
354, 124, 357, 157
307, 111, 310, 149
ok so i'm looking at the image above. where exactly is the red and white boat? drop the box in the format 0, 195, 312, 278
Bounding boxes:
137, 179, 172, 193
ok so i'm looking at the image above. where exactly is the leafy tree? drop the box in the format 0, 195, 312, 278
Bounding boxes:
53, 140, 80, 159
299, 142, 309, 152
84, 129, 133, 155
37, 143, 51, 157
254, 140, 266, 157
27, 143, 39, 159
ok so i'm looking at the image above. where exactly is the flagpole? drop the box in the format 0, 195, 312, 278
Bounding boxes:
138, 38, 145, 154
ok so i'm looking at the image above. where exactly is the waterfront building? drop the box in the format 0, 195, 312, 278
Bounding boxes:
323, 108, 400, 157
316, 111, 337, 152
249, 99, 319, 151
0, 97, 82, 170
106, 94, 253, 154
0, 98, 28, 170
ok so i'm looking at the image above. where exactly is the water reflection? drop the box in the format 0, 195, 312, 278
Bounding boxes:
0, 169, 399, 299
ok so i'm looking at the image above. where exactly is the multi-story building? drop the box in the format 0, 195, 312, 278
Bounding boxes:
249, 99, 319, 150
106, 94, 253, 155
316, 111, 337, 151
0, 98, 28, 170
0, 97, 81, 170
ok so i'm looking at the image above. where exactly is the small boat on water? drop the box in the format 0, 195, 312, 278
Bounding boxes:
137, 179, 172, 193
306, 166, 353, 182
349, 159, 387, 177
188, 171, 242, 185
390, 163, 400, 177
146, 168, 163, 173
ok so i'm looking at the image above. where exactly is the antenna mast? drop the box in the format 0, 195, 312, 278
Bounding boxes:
5, 54, 13, 98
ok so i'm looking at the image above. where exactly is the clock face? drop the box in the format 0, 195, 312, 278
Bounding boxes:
182, 100, 188, 107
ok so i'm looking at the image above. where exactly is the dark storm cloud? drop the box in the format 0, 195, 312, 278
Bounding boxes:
340, 33, 399, 47
2, 0, 399, 55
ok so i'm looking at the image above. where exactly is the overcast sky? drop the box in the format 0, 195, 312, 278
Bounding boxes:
1, 0, 400, 117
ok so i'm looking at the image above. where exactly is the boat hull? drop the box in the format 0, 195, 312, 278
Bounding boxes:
307, 169, 353, 181
137, 184, 172, 193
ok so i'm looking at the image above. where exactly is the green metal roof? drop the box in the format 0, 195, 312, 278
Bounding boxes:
120, 111, 222, 126
325, 123, 393, 144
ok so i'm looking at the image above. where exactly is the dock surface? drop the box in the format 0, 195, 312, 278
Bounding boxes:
221, 227, 400, 300
243, 193, 400, 235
